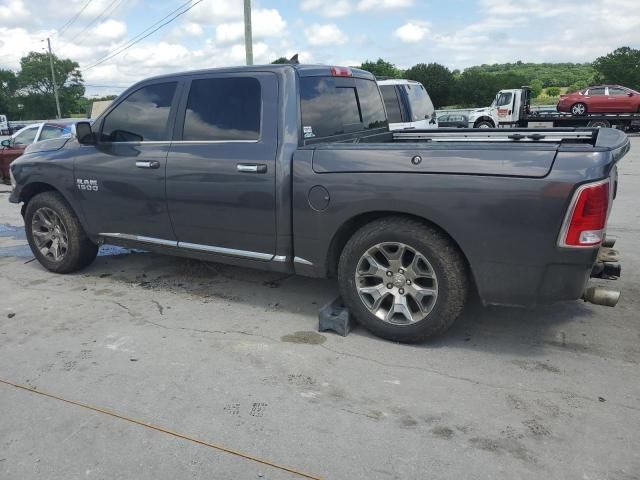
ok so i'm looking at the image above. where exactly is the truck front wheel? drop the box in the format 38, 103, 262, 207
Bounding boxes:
25, 192, 98, 274
475, 120, 494, 128
338, 217, 469, 342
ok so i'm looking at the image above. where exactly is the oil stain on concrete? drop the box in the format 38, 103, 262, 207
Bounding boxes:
281, 331, 326, 345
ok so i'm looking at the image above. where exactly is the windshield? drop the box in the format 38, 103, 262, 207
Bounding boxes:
300, 76, 387, 139
492, 92, 513, 107
402, 83, 434, 121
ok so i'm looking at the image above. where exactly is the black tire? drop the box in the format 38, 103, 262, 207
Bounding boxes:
571, 103, 587, 116
587, 120, 611, 128
338, 217, 469, 343
475, 120, 494, 129
25, 191, 98, 273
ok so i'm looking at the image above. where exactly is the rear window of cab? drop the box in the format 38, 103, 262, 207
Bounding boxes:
300, 76, 387, 139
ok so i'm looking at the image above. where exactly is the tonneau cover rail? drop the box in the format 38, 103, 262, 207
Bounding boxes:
393, 129, 597, 144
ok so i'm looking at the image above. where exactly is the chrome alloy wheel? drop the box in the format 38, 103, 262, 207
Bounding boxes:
572, 103, 586, 115
31, 207, 69, 262
355, 242, 438, 325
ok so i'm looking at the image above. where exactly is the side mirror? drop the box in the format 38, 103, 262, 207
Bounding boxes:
75, 122, 95, 145
0, 139, 10, 148
628, 92, 634, 97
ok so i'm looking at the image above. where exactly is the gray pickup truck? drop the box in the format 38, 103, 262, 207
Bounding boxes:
8, 64, 629, 342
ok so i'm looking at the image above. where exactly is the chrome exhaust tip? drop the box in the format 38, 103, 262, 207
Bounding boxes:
583, 286, 620, 307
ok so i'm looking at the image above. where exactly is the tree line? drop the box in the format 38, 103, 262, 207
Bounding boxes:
2, 46, 638, 121
355, 46, 640, 108
0, 52, 88, 120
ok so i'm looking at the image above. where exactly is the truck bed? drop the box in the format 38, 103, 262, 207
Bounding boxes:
293, 127, 629, 306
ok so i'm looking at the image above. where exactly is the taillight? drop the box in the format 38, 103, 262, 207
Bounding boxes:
559, 180, 610, 247
330, 66, 352, 77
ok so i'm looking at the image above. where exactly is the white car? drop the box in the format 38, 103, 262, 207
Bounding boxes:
4, 122, 74, 147
377, 79, 438, 130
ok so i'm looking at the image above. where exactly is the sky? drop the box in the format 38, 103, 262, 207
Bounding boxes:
1, 0, 639, 96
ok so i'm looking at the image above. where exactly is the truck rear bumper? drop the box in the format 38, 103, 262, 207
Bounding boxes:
479, 243, 621, 307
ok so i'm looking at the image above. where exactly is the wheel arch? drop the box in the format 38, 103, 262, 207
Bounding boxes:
473, 116, 495, 128
325, 211, 477, 294
18, 182, 91, 238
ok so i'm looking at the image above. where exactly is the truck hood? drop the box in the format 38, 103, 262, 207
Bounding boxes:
24, 136, 71, 155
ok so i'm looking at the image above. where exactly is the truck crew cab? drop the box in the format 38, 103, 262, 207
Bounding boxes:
9, 64, 629, 342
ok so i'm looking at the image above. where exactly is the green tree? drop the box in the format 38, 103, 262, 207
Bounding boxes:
271, 57, 289, 64
0, 69, 19, 118
359, 58, 402, 79
568, 80, 589, 92
453, 71, 526, 107
404, 63, 454, 108
17, 51, 85, 119
546, 86, 561, 97
593, 47, 640, 90
529, 80, 544, 98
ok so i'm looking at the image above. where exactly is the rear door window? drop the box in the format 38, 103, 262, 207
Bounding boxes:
182, 77, 261, 141
588, 87, 606, 96
39, 125, 69, 141
608, 87, 628, 96
403, 83, 435, 121
379, 85, 403, 123
300, 76, 387, 139
102, 82, 177, 142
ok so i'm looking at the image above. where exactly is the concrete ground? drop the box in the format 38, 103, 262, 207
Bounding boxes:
1, 140, 639, 480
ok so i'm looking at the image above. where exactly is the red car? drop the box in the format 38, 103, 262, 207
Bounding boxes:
557, 85, 640, 116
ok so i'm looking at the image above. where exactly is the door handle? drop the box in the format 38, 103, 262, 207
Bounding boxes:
136, 160, 160, 169
237, 163, 267, 173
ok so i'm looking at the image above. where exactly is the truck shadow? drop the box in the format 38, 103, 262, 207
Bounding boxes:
68, 249, 602, 358
425, 300, 600, 357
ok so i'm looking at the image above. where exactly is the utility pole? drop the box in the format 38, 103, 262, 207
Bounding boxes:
243, 0, 253, 65
46, 38, 62, 119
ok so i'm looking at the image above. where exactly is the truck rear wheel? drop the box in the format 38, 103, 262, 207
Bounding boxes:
25, 192, 98, 274
338, 217, 469, 342
587, 119, 611, 128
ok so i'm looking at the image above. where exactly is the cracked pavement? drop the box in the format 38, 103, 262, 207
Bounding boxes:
1, 139, 640, 479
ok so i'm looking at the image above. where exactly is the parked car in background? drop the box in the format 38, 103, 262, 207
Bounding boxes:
0, 121, 74, 184
438, 113, 468, 128
378, 79, 438, 130
0, 114, 9, 135
9, 123, 27, 134
557, 85, 640, 115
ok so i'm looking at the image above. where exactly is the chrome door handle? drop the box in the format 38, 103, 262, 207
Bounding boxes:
136, 160, 160, 169
237, 163, 267, 173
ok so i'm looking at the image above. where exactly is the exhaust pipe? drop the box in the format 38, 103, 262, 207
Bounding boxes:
602, 236, 617, 248
598, 247, 619, 263
602, 262, 621, 278
583, 286, 620, 307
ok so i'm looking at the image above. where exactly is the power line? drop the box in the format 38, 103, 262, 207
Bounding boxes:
57, 0, 94, 37
84, 84, 128, 88
82, 0, 199, 71
83, 0, 204, 72
70, 0, 123, 42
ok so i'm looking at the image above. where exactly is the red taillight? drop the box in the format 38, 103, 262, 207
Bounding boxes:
330, 66, 352, 77
560, 180, 610, 247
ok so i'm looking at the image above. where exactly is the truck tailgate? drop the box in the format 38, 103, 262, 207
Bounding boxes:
312, 144, 558, 178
